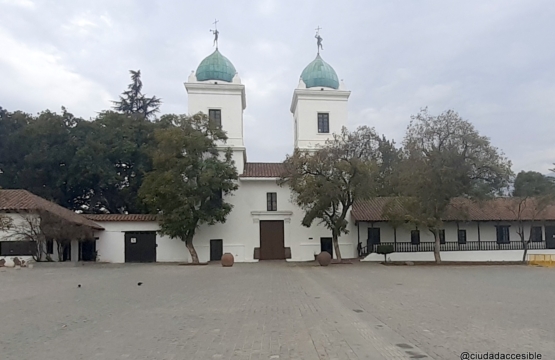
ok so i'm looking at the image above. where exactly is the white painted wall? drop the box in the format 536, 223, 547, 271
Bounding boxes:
185, 81, 246, 174
94, 179, 360, 264
363, 250, 555, 262
291, 88, 351, 151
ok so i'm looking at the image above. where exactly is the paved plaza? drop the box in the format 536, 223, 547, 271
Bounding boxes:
1, 262, 554, 360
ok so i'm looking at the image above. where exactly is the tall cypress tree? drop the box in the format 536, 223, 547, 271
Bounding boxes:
112, 70, 162, 120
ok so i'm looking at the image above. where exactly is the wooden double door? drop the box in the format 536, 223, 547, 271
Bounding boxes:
259, 220, 285, 260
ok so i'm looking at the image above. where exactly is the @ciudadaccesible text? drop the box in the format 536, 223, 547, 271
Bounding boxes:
460, 352, 542, 359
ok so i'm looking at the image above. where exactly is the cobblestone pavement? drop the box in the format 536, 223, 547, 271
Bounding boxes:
1, 262, 554, 360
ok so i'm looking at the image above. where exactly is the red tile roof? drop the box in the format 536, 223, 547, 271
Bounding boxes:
241, 162, 286, 178
0, 190, 103, 230
83, 214, 158, 222
352, 197, 555, 222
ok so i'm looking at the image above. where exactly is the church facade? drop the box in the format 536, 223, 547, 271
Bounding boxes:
91, 45, 361, 263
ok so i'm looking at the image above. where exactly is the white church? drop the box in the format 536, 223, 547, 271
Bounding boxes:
2, 34, 555, 265
91, 38, 359, 263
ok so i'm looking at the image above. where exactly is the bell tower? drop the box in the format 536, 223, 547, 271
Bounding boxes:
184, 22, 246, 174
291, 27, 351, 151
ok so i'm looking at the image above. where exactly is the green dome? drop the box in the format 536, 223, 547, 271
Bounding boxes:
196, 49, 237, 82
300, 54, 339, 89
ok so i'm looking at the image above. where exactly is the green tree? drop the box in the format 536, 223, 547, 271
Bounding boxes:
112, 70, 162, 120
389, 108, 512, 263
513, 171, 555, 197
375, 135, 403, 196
139, 113, 238, 263
0, 108, 32, 189
508, 171, 555, 262
0, 108, 81, 208
279, 126, 384, 261
69, 111, 158, 213
0, 106, 161, 213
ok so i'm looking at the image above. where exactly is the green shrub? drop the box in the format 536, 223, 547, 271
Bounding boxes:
376, 244, 394, 262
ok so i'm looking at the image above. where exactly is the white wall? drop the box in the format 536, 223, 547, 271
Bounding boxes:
363, 250, 555, 262
187, 86, 244, 147
93, 179, 361, 264
291, 89, 350, 150
185, 82, 247, 175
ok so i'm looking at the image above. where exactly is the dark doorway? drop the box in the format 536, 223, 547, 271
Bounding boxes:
62, 243, 71, 262
320, 237, 333, 257
210, 239, 223, 261
79, 240, 96, 261
367, 227, 381, 249
125, 232, 157, 263
546, 226, 555, 249
259, 220, 285, 260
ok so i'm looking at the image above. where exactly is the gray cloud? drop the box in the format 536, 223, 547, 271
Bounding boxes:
1, 0, 554, 173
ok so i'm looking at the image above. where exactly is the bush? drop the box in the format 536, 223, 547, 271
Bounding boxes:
376, 245, 394, 262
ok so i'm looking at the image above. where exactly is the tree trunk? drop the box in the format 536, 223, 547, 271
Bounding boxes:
185, 238, 199, 264
522, 225, 532, 263
433, 231, 442, 263
332, 232, 342, 262
519, 225, 527, 263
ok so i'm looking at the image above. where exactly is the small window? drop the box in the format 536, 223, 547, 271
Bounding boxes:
317, 113, 329, 133
496, 225, 510, 244
439, 229, 446, 244
457, 229, 467, 244
209, 109, 221, 127
267, 192, 277, 211
411, 230, 420, 245
531, 226, 543, 242
368, 227, 381, 245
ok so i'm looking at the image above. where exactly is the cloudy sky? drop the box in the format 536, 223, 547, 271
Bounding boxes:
1, 0, 554, 173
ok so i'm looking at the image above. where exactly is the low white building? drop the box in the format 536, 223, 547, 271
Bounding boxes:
353, 198, 555, 262
0, 189, 103, 264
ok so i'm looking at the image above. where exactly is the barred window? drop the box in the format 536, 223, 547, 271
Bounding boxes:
317, 113, 329, 133
209, 109, 221, 127
458, 229, 467, 244
531, 226, 543, 242
266, 192, 277, 211
496, 225, 510, 244
439, 229, 446, 244
411, 230, 420, 245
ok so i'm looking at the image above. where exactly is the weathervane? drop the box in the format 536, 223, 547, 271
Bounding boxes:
210, 19, 219, 49
315, 26, 323, 54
